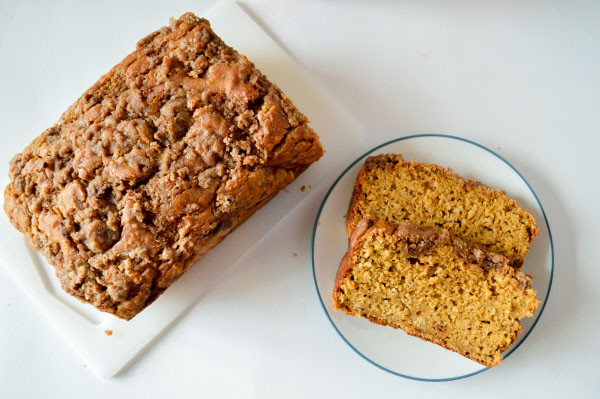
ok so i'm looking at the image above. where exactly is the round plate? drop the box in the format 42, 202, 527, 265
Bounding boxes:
311, 134, 553, 381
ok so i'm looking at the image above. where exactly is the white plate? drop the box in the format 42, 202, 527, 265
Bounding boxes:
311, 134, 553, 381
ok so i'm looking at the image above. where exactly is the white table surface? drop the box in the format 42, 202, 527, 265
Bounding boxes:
1, 0, 599, 397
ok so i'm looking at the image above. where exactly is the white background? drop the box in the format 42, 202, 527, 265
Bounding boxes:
1, 0, 599, 397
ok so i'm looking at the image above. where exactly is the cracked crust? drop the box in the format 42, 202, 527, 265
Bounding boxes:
4, 13, 323, 320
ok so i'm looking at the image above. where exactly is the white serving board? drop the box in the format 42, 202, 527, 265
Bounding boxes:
0, 1, 364, 378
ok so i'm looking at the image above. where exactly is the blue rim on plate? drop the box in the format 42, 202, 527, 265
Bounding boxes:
310, 134, 554, 382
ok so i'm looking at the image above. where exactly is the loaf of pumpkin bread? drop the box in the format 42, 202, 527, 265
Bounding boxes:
4, 13, 323, 319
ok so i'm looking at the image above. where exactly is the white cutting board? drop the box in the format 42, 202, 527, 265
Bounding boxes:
0, 1, 363, 378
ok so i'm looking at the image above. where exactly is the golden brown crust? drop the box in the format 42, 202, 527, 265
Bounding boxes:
4, 13, 323, 320
345, 164, 368, 236
333, 218, 378, 310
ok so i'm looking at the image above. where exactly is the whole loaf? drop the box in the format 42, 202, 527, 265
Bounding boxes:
4, 13, 323, 319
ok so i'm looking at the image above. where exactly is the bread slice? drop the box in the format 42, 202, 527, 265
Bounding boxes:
333, 218, 539, 367
346, 154, 539, 267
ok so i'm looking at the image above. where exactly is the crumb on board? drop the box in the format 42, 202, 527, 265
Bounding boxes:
301, 185, 306, 192
419, 50, 432, 61
7, 303, 11, 307
317, 222, 321, 226
292, 252, 298, 257
497, 146, 502, 150
104, 330, 113, 336
283, 188, 289, 193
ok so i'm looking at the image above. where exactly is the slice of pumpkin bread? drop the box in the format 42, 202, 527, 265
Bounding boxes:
346, 154, 539, 267
333, 218, 539, 367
